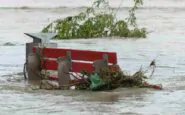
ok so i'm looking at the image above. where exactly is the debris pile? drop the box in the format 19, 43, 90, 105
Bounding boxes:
39, 63, 162, 91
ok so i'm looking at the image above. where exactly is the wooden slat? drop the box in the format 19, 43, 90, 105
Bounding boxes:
48, 64, 120, 81
41, 60, 94, 73
41, 59, 119, 73
33, 47, 117, 64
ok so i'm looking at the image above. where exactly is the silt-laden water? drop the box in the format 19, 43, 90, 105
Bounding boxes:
0, 0, 185, 114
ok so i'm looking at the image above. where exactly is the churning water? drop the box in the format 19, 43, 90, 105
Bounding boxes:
0, 0, 185, 114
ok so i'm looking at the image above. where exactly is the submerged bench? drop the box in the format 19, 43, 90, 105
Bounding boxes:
32, 47, 117, 86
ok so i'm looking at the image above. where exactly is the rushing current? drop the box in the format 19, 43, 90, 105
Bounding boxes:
0, 0, 185, 114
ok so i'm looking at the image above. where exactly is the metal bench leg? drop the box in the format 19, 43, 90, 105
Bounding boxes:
57, 51, 72, 88
27, 53, 42, 85
93, 54, 108, 73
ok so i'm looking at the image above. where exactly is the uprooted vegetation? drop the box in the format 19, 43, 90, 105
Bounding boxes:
42, 0, 146, 39
75, 67, 148, 91
39, 64, 162, 91
74, 65, 161, 91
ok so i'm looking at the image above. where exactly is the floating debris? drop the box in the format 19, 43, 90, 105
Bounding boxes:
39, 64, 162, 91
3, 42, 16, 46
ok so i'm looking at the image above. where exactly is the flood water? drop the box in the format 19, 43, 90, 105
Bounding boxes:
1, 0, 185, 114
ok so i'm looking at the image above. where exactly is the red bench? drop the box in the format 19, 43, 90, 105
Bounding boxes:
33, 47, 117, 86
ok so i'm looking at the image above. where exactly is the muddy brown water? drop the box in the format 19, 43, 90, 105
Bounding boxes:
1, 0, 185, 114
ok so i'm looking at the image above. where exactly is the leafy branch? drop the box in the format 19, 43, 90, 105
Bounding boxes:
42, 0, 146, 39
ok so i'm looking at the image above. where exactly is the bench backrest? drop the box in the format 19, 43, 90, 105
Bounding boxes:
33, 47, 117, 73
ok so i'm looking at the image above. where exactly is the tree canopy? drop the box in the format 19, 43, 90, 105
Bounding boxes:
42, 0, 146, 39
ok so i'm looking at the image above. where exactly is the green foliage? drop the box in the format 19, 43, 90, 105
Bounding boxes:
129, 28, 146, 38
75, 67, 149, 91
111, 20, 130, 37
42, 0, 146, 39
127, 0, 144, 27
